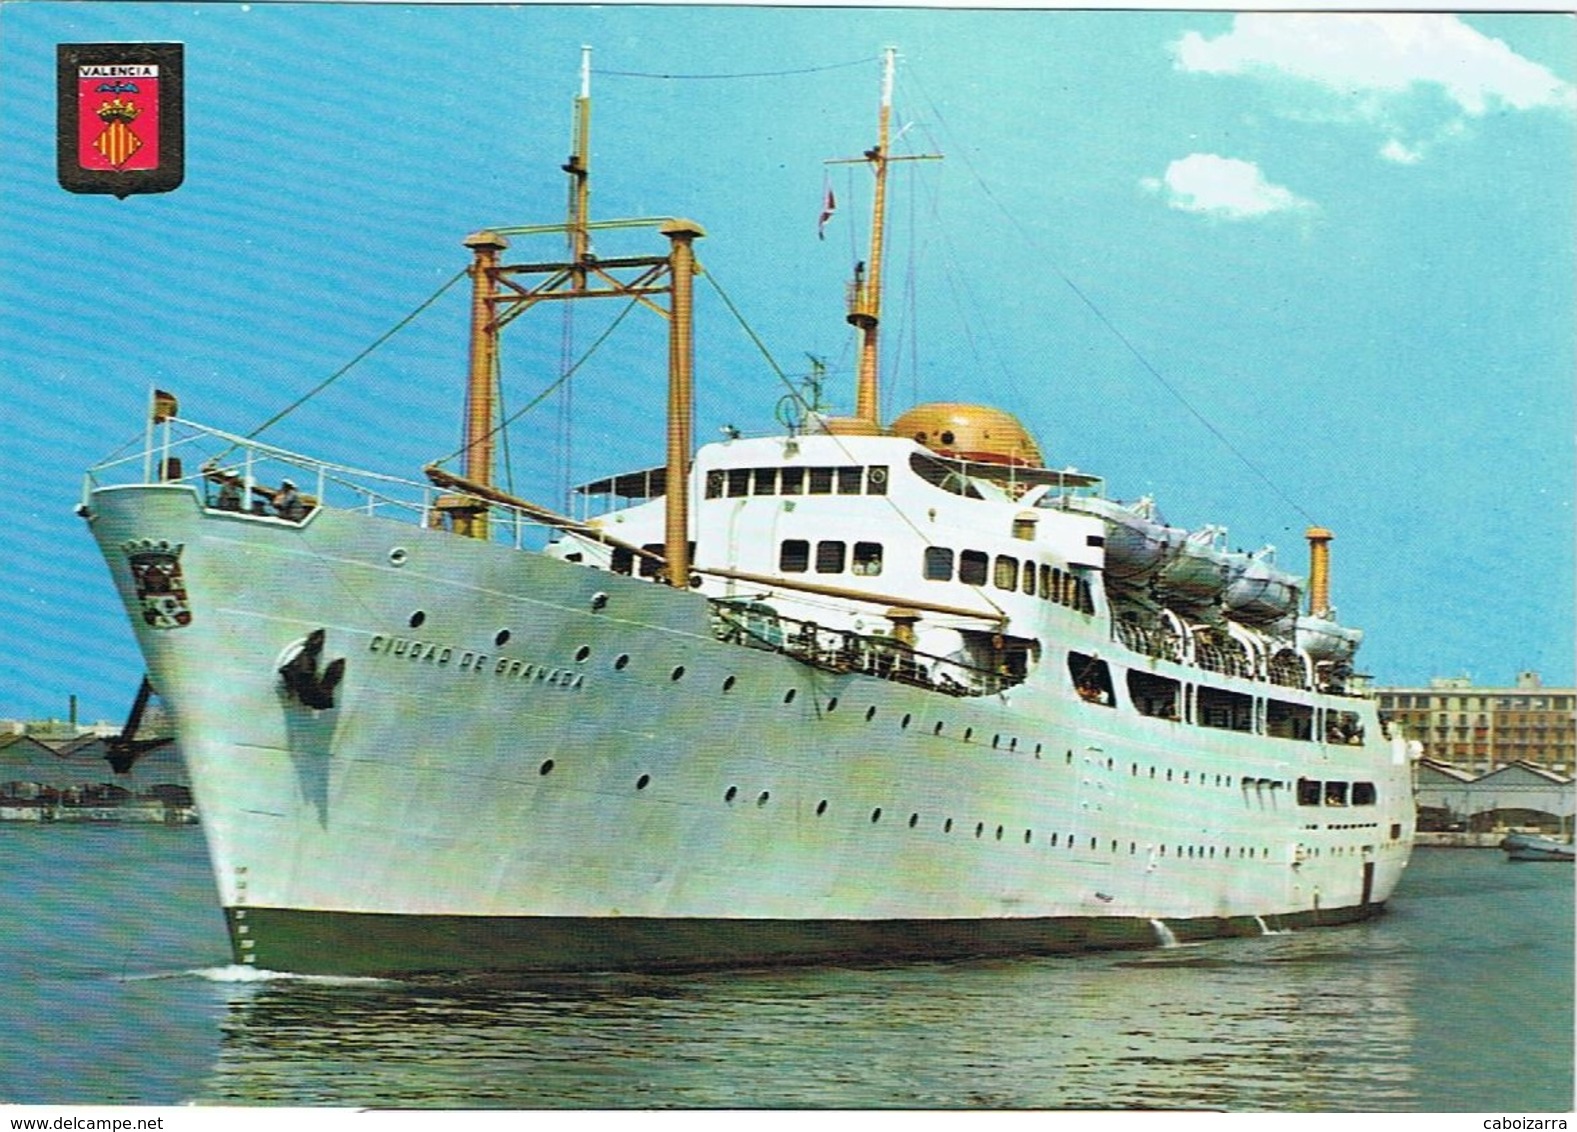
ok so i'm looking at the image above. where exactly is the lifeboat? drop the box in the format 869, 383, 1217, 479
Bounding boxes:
1056, 496, 1188, 581
1296, 615, 1364, 665
1154, 525, 1233, 606
1222, 546, 1303, 625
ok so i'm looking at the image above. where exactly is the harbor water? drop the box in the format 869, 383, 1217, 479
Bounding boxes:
0, 825, 1569, 1111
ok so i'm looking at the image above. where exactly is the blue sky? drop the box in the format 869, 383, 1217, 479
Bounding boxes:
1, 4, 1572, 723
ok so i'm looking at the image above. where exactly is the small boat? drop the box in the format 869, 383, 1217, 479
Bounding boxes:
1499, 832, 1575, 862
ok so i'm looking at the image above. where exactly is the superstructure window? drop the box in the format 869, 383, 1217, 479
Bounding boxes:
1022, 563, 1037, 596
1297, 778, 1322, 806
837, 466, 863, 494
753, 467, 778, 495
780, 539, 810, 573
959, 550, 988, 586
611, 546, 634, 575
1352, 782, 1377, 806
1198, 686, 1253, 732
780, 467, 804, 495
924, 547, 954, 581
808, 467, 834, 494
852, 542, 883, 577
1266, 699, 1314, 741
727, 468, 751, 497
639, 543, 665, 579
1069, 652, 1115, 707
1324, 781, 1350, 807
994, 555, 1019, 591
816, 540, 846, 573
867, 466, 889, 494
1128, 671, 1181, 720
1327, 711, 1365, 745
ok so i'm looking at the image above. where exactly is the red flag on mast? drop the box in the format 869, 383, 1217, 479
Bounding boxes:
817, 184, 836, 240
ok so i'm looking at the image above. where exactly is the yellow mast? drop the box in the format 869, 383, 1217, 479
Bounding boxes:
849, 46, 895, 429
828, 47, 938, 437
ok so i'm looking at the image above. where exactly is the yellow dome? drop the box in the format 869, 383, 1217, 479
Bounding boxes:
890, 403, 1044, 468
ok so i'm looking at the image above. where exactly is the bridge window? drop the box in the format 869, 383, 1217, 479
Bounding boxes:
808, 467, 834, 494
780, 539, 810, 573
837, 466, 863, 494
780, 467, 804, 495
924, 547, 954, 581
816, 540, 846, 573
994, 555, 1019, 591
852, 542, 883, 577
959, 550, 988, 586
753, 467, 778, 495
727, 468, 751, 497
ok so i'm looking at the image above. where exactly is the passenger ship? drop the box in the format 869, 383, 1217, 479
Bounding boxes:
82, 50, 1414, 975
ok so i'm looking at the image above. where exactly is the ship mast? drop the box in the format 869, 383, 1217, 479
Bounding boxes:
439, 49, 703, 589
827, 47, 939, 436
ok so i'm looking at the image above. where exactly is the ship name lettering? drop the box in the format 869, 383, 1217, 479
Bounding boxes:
367, 632, 581, 689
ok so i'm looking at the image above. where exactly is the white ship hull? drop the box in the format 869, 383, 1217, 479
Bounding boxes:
86, 480, 1414, 975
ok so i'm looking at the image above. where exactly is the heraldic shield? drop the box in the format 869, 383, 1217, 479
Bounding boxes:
124, 539, 192, 629
58, 42, 184, 197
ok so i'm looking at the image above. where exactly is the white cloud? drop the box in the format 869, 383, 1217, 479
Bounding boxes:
1174, 14, 1575, 117
1142, 154, 1315, 220
1380, 139, 1425, 165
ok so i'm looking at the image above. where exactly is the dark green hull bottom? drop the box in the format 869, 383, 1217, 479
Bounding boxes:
226, 902, 1386, 977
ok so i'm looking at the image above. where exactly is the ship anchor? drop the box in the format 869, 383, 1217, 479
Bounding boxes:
278, 628, 346, 710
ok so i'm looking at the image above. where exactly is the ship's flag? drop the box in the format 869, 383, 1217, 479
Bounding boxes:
151, 388, 179, 422
817, 184, 836, 240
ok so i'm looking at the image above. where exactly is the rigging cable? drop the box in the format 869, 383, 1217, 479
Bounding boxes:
903, 69, 1319, 528
599, 58, 877, 81
432, 293, 643, 470
244, 267, 469, 440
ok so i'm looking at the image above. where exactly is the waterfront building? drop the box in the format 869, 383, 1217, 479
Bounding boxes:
1375, 672, 1575, 775
1415, 756, 1574, 836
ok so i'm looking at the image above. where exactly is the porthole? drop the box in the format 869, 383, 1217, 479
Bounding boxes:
964, 727, 974, 742
865, 705, 877, 722
827, 697, 839, 712
574, 645, 591, 662
636, 774, 651, 791
539, 759, 555, 776
1034, 743, 1043, 758
784, 688, 798, 704
722, 675, 737, 692
816, 799, 828, 816
871, 808, 882, 823
1090, 837, 1098, 850
944, 818, 954, 833
495, 629, 512, 647
992, 734, 1000, 749
408, 610, 426, 628
1051, 833, 1059, 847
908, 813, 919, 828
670, 665, 686, 682
1023, 829, 1032, 844
1065, 750, 1073, 765
995, 825, 1004, 841
388, 547, 408, 566
933, 721, 945, 736
725, 786, 738, 803
1009, 738, 1018, 752
901, 713, 912, 729
757, 791, 770, 807
614, 653, 630, 671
